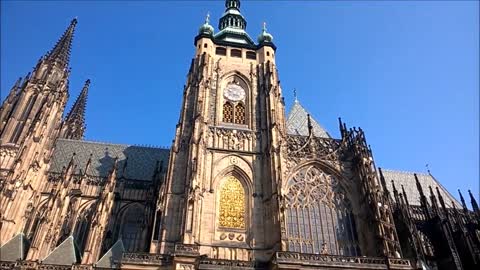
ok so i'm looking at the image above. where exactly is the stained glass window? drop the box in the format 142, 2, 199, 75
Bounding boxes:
234, 103, 246, 124
284, 166, 360, 255
121, 205, 145, 252
223, 102, 234, 123
219, 176, 245, 229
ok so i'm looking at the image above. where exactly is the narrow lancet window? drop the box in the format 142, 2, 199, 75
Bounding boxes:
223, 102, 234, 123
234, 103, 246, 124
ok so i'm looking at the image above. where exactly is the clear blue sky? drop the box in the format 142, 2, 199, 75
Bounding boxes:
1, 1, 478, 202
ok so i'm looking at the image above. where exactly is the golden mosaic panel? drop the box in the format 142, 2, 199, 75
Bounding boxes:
219, 176, 245, 229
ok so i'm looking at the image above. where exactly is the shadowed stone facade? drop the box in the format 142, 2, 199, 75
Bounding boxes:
1, 1, 479, 269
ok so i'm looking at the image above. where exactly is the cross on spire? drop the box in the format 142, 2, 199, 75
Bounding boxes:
425, 163, 431, 174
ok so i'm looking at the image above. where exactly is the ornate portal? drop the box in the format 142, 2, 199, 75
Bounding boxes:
219, 176, 246, 229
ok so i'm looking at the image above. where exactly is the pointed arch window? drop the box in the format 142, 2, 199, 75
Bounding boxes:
120, 205, 146, 252
222, 82, 247, 125
219, 176, 245, 229
284, 166, 360, 255
223, 102, 234, 123
73, 207, 94, 254
234, 103, 245, 124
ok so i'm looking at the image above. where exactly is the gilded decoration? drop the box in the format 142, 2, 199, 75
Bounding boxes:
219, 176, 245, 229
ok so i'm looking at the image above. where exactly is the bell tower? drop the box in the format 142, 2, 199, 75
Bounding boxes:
152, 0, 286, 262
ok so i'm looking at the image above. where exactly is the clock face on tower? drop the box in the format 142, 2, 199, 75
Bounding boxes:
224, 84, 246, 102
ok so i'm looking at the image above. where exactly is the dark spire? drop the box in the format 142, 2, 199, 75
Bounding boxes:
436, 186, 448, 214
429, 186, 440, 215
468, 190, 479, 214
219, 0, 246, 31
378, 168, 389, 196
415, 173, 430, 216
338, 117, 347, 138
415, 174, 426, 199
401, 184, 410, 206
458, 189, 468, 211
46, 18, 77, 68
62, 79, 89, 140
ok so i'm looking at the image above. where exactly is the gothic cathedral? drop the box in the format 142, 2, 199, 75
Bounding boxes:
1, 1, 479, 270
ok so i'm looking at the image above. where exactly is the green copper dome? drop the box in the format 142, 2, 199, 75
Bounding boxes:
257, 22, 273, 43
199, 13, 214, 35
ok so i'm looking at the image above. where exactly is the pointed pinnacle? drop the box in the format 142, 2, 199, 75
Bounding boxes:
436, 186, 447, 212
47, 18, 77, 67
67, 79, 89, 120
401, 184, 410, 206
468, 190, 479, 212
458, 189, 468, 210
414, 173, 425, 197
63, 79, 90, 140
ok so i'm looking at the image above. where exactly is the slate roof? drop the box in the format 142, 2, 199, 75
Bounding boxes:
286, 100, 330, 138
0, 233, 28, 261
50, 139, 170, 181
381, 169, 461, 208
284, 101, 460, 208
42, 236, 81, 265
96, 239, 125, 269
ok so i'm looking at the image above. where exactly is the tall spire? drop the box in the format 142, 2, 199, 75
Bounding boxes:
62, 79, 90, 140
46, 18, 77, 68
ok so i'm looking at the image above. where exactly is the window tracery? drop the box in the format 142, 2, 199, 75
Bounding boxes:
120, 205, 146, 252
219, 176, 245, 229
74, 207, 94, 254
234, 103, 245, 124
223, 102, 234, 123
221, 80, 247, 126
284, 165, 359, 255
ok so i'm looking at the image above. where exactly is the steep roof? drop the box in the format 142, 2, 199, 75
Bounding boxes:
0, 233, 28, 262
381, 169, 461, 208
96, 239, 125, 268
49, 138, 169, 181
42, 236, 81, 265
286, 100, 330, 138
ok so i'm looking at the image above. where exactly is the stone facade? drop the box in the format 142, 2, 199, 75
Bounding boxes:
1, 1, 479, 270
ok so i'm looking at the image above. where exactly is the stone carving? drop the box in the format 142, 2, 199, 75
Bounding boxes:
207, 126, 257, 152
180, 264, 194, 270
275, 251, 411, 267
282, 135, 344, 179
0, 145, 18, 158
122, 252, 172, 264
174, 243, 200, 256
